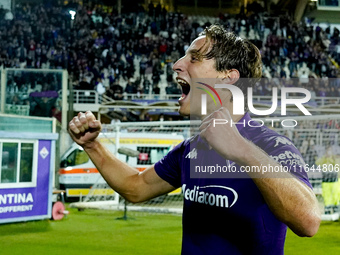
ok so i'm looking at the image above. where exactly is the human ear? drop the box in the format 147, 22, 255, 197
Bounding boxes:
223, 69, 240, 84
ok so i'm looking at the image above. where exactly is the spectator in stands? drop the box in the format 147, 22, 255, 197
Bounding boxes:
1, 0, 340, 115
9, 94, 21, 105
31, 96, 57, 118
137, 83, 144, 97
107, 80, 124, 100
139, 55, 148, 81
6, 79, 18, 94
78, 77, 92, 90
17, 44, 27, 67
166, 61, 174, 85
125, 79, 136, 94
52, 99, 62, 123
153, 84, 160, 98
299, 70, 309, 86
151, 55, 162, 86
166, 81, 181, 95
95, 77, 106, 95
143, 78, 151, 94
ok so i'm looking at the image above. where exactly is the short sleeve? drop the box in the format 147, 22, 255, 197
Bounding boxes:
154, 140, 186, 188
262, 135, 312, 189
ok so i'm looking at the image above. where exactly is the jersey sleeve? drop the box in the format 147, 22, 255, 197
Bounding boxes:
261, 135, 312, 189
154, 140, 186, 188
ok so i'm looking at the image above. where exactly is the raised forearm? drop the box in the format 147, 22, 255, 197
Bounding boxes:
83, 140, 143, 202
252, 176, 320, 237
235, 141, 321, 237
68, 111, 175, 203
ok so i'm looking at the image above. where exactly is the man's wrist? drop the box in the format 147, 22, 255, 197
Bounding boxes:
82, 139, 101, 151
226, 138, 255, 165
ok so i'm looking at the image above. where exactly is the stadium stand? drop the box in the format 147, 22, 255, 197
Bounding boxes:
0, 1, 339, 122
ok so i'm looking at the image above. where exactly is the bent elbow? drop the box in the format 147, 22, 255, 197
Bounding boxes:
123, 193, 143, 204
123, 190, 151, 203
124, 192, 161, 204
305, 215, 321, 237
295, 214, 321, 237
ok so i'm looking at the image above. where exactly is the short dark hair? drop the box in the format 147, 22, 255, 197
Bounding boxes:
198, 24, 262, 111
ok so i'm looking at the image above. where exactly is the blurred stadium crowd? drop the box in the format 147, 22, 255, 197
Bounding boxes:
1, 1, 340, 116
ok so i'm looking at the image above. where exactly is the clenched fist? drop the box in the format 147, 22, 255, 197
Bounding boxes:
68, 111, 102, 148
199, 107, 249, 163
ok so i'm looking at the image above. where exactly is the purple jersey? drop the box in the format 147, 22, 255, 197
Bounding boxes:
154, 113, 311, 255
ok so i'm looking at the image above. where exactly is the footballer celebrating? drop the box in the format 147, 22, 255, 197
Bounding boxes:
69, 24, 320, 254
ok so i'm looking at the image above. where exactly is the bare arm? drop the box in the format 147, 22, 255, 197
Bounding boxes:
69, 111, 176, 203
199, 108, 321, 237
234, 141, 321, 237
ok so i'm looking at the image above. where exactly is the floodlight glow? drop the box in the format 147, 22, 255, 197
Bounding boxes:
69, 10, 76, 20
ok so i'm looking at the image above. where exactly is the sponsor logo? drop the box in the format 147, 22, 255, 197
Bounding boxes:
0, 192, 34, 204
185, 148, 197, 159
182, 184, 238, 208
270, 150, 305, 166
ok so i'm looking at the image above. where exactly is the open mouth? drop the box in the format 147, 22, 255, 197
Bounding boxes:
177, 78, 190, 101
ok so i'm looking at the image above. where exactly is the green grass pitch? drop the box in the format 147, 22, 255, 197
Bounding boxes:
1, 207, 339, 255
